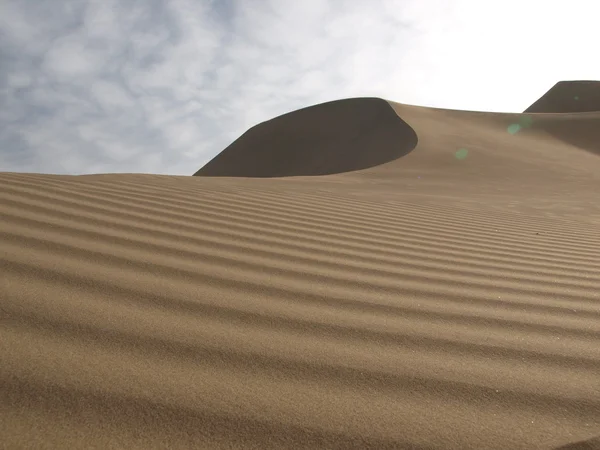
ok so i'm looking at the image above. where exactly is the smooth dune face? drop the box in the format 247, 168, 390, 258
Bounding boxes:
2, 85, 600, 449
194, 97, 418, 177
522, 81, 600, 158
525, 81, 600, 113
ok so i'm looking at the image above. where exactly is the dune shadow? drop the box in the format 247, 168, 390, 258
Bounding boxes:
525, 81, 600, 114
535, 117, 600, 156
194, 97, 418, 178
553, 435, 600, 450
523, 81, 600, 156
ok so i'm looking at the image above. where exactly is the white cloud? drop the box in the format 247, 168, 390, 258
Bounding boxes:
0, 0, 599, 175
6, 72, 33, 89
90, 80, 135, 111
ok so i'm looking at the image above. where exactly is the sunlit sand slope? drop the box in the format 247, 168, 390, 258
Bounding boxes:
2, 90, 600, 449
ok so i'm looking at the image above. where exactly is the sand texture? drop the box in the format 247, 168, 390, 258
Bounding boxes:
2, 84, 600, 449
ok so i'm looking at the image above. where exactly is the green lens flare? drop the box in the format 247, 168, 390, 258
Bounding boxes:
455, 148, 468, 160
507, 124, 521, 135
519, 115, 533, 128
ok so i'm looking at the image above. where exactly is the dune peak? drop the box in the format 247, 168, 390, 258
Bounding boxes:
194, 97, 417, 178
525, 80, 600, 113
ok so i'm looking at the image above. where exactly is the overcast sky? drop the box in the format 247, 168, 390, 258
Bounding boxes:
1, 0, 599, 175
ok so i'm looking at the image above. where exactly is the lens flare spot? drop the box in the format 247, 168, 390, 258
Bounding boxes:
455, 148, 468, 160
507, 124, 521, 135
520, 115, 533, 128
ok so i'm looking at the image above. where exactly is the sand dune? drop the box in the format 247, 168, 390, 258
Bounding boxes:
525, 81, 600, 113
1, 81, 600, 449
195, 97, 418, 177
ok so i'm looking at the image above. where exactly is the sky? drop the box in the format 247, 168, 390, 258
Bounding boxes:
1, 0, 599, 176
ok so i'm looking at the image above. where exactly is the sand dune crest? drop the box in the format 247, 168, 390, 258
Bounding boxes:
195, 97, 418, 177
525, 80, 600, 113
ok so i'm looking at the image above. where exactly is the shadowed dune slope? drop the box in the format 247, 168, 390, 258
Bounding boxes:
194, 97, 418, 177
525, 81, 600, 113
555, 435, 600, 449
2, 86, 600, 449
522, 81, 600, 156
531, 114, 600, 156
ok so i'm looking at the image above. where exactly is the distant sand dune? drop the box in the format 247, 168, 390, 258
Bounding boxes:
525, 81, 600, 113
522, 81, 600, 156
195, 97, 418, 177
2, 81, 600, 449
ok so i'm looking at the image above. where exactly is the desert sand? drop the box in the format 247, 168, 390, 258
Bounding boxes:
1, 81, 600, 449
